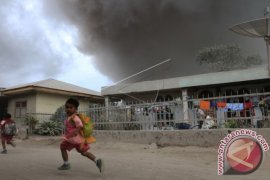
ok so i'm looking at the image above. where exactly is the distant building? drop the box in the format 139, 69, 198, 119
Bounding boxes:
101, 67, 270, 126
0, 88, 8, 119
0, 79, 104, 123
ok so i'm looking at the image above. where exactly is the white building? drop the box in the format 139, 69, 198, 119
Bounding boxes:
0, 79, 103, 123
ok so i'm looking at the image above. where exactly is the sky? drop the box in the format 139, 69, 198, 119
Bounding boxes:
0, 0, 112, 92
0, 0, 269, 92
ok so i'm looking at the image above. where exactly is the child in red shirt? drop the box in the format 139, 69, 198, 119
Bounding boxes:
58, 98, 104, 173
1, 113, 16, 154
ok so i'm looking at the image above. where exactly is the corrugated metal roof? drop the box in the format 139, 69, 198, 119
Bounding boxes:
4, 79, 101, 96
102, 67, 270, 95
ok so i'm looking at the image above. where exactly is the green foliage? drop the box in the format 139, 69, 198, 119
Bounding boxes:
224, 119, 238, 128
196, 44, 262, 71
34, 105, 65, 136
50, 105, 66, 122
35, 121, 62, 136
24, 115, 39, 131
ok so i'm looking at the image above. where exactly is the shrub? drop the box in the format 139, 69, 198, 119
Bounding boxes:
224, 119, 238, 128
24, 115, 39, 132
35, 121, 62, 136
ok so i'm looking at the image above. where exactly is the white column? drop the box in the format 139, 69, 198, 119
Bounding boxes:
105, 96, 110, 122
265, 37, 270, 76
182, 88, 189, 123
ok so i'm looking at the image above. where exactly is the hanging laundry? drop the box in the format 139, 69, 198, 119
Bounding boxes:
210, 101, 216, 107
200, 100, 210, 110
225, 103, 244, 111
217, 102, 226, 108
244, 102, 253, 109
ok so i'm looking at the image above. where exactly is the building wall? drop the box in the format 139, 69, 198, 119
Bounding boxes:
35, 92, 68, 114
0, 98, 8, 119
35, 92, 91, 114
78, 98, 91, 111
107, 81, 270, 105
7, 92, 92, 117
95, 128, 270, 147
7, 93, 36, 122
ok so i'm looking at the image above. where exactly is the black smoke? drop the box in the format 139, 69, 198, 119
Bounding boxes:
43, 0, 269, 82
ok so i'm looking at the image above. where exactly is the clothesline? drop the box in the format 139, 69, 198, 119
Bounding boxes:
198, 100, 257, 111
189, 91, 270, 101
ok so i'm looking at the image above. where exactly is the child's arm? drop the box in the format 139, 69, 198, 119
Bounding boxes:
0, 120, 5, 128
65, 126, 82, 139
65, 115, 83, 139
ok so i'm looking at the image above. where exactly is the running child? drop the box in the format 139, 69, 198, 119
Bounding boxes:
1, 113, 16, 154
58, 98, 104, 173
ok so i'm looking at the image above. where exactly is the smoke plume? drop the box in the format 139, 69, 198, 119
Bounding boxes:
43, 0, 269, 82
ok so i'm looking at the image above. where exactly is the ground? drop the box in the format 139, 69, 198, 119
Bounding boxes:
0, 137, 270, 180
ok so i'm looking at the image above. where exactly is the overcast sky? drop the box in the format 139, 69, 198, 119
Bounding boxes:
0, 0, 111, 91
0, 0, 269, 92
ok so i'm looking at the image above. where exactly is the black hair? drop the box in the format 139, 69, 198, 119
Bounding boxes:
4, 113, 11, 119
65, 98, 79, 109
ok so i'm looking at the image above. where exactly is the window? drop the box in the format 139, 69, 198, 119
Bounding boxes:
15, 101, 27, 118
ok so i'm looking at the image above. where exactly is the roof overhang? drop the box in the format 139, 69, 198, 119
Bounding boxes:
2, 86, 103, 102
101, 68, 270, 96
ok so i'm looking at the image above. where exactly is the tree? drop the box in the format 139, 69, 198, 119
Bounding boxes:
196, 44, 262, 71
50, 105, 66, 122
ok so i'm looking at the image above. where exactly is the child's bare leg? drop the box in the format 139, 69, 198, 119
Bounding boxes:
2, 140, 6, 150
58, 149, 71, 170
1, 139, 7, 153
81, 151, 96, 161
81, 151, 104, 173
61, 149, 68, 162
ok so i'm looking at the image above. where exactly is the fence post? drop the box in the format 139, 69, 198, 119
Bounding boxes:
182, 88, 189, 123
105, 96, 110, 123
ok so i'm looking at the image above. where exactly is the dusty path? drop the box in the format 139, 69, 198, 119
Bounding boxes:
0, 137, 269, 180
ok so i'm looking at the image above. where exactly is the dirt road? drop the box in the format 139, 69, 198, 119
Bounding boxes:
0, 137, 269, 180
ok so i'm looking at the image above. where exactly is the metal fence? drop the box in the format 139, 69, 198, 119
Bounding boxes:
91, 93, 270, 130
89, 100, 184, 131
15, 92, 270, 135
189, 92, 270, 128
